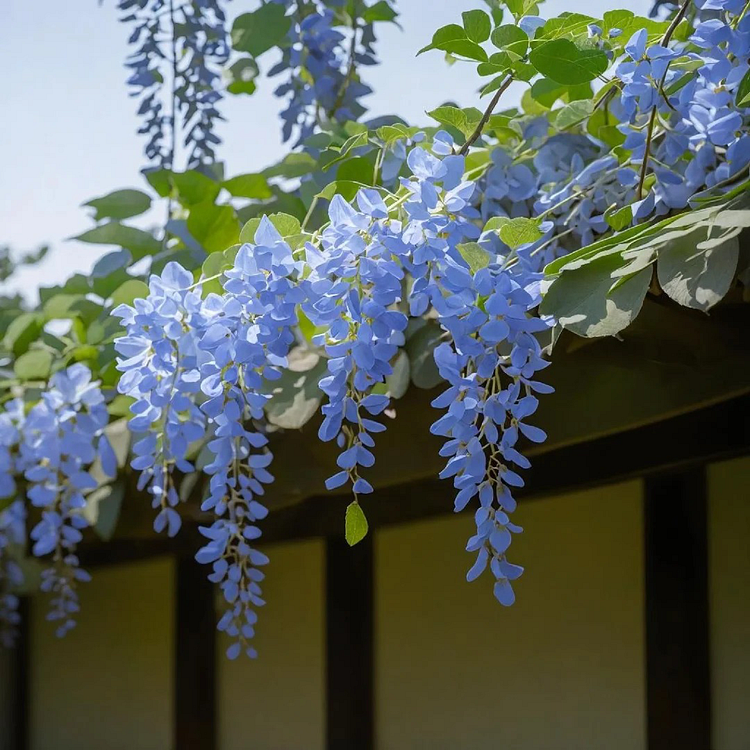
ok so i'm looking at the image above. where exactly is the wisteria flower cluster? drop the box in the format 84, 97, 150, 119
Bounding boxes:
270, 0, 377, 143
107, 130, 550, 657
475, 0, 750, 270
118, 0, 231, 166
0, 366, 115, 638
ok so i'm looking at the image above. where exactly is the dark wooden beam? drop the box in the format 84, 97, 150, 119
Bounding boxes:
11, 597, 29, 750
644, 468, 711, 750
259, 393, 750, 543
174, 554, 216, 750
326, 533, 373, 750
79, 393, 750, 560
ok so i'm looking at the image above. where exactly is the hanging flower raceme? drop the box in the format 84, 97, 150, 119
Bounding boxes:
114, 263, 208, 538
0, 400, 27, 646
0, 501, 26, 647
117, 0, 231, 166
195, 218, 303, 659
19, 365, 115, 636
303, 190, 407, 496
270, 0, 375, 143
430, 267, 553, 606
389, 132, 554, 604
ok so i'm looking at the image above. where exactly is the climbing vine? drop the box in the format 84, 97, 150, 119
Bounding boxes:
1, 0, 749, 656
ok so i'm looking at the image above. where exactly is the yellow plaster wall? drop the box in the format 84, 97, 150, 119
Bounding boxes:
28, 557, 174, 750
216, 538, 325, 750
375, 481, 646, 750
708, 456, 750, 750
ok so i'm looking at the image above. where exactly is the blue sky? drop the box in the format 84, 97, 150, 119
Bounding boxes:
0, 0, 652, 297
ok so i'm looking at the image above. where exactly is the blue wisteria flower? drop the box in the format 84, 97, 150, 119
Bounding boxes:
114, 262, 208, 538
19, 365, 115, 636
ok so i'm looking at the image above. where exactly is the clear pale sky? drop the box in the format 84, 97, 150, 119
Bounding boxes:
0, 0, 652, 298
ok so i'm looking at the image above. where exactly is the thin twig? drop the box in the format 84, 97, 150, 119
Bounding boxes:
636, 0, 692, 200
162, 0, 179, 251
331, 11, 360, 117
459, 74, 514, 156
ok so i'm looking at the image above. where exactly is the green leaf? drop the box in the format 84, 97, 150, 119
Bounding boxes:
405, 321, 444, 389
222, 173, 273, 200
172, 170, 221, 206
504, 0, 540, 21
143, 168, 172, 197
485, 216, 543, 248
537, 13, 596, 40
605, 204, 633, 232
187, 202, 240, 253
529, 39, 608, 85
4, 313, 42, 356
316, 180, 371, 203
587, 107, 626, 148
110, 279, 149, 307
490, 25, 528, 56
447, 39, 488, 61
602, 12, 670, 46
462, 9, 491, 43
529, 78, 566, 108
225, 58, 259, 96
321, 132, 370, 171
93, 269, 131, 301
92, 249, 132, 278
477, 51, 513, 76
73, 222, 161, 260
336, 156, 374, 186
737, 68, 750, 108
199, 250, 233, 296
264, 152, 317, 179
231, 4, 291, 57
418, 23, 466, 55
263, 357, 327, 429
554, 99, 594, 129
83, 483, 124, 541
345, 501, 369, 546
43, 294, 102, 323
239, 212, 301, 244
376, 124, 420, 145
71, 344, 98, 363
457, 241, 490, 274
386, 350, 410, 399
426, 106, 482, 140
657, 228, 740, 311
363, 0, 398, 23
107, 395, 135, 417
481, 74, 511, 97
84, 189, 152, 221
418, 24, 488, 61
14, 349, 53, 380
540, 256, 652, 338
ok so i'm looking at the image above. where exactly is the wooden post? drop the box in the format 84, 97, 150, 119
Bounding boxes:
174, 554, 216, 750
644, 468, 711, 749
10, 597, 29, 750
325, 533, 374, 750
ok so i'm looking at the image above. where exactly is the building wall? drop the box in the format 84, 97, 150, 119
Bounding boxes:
216, 538, 325, 750
10, 458, 750, 749
708, 456, 750, 750
28, 556, 174, 750
375, 481, 646, 750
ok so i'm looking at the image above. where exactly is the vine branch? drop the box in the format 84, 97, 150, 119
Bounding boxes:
636, 0, 692, 200
459, 74, 514, 156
